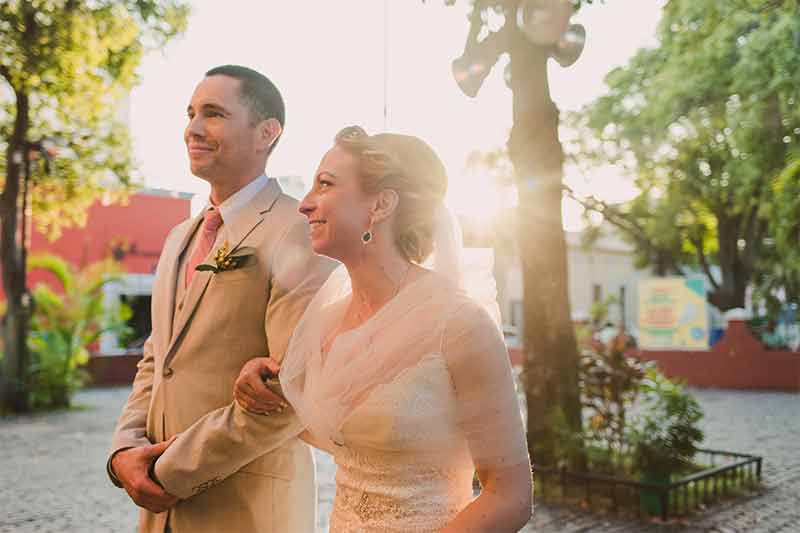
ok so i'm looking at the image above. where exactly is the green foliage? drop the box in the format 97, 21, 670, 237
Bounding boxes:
629, 368, 704, 479
753, 155, 800, 314
575, 298, 645, 473
0, 0, 189, 237
568, 0, 800, 310
25, 253, 131, 409
559, 335, 704, 481
570, 301, 703, 479
547, 406, 584, 469
579, 332, 646, 470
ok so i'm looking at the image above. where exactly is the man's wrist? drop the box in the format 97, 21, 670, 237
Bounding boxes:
148, 459, 164, 488
107, 447, 133, 488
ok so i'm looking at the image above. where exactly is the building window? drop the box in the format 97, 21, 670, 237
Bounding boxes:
100, 273, 154, 355
118, 294, 152, 351
592, 283, 602, 304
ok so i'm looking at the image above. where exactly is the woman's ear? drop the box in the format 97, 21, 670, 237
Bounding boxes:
259, 118, 282, 152
371, 189, 399, 223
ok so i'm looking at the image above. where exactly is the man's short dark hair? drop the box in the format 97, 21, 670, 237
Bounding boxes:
205, 64, 285, 153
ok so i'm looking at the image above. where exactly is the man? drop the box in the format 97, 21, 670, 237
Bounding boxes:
107, 65, 334, 532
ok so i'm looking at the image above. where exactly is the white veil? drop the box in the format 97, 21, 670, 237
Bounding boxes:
425, 204, 502, 331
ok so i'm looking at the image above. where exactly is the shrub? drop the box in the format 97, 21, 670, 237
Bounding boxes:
629, 368, 704, 480
25, 254, 131, 409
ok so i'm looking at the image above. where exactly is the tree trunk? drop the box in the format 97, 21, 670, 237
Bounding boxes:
709, 214, 748, 311
508, 31, 582, 467
1, 90, 31, 413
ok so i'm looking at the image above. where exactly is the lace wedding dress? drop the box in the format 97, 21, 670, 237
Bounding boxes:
281, 267, 530, 532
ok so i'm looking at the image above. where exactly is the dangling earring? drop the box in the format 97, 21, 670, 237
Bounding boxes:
361, 219, 374, 245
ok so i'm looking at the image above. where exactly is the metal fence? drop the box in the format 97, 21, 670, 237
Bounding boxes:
533, 449, 762, 522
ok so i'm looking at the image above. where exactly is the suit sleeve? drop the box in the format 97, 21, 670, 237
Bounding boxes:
106, 333, 156, 487
153, 217, 336, 499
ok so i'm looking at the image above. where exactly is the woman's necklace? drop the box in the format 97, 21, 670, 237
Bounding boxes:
352, 262, 412, 324
322, 263, 413, 356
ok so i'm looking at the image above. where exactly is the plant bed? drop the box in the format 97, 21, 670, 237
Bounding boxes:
533, 448, 762, 522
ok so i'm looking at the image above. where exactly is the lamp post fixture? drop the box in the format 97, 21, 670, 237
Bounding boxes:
452, 0, 585, 99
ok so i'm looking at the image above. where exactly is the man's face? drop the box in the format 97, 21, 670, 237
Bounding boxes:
184, 75, 260, 184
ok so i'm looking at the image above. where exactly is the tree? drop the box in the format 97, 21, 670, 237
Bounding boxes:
754, 154, 800, 316
1, 1, 189, 412
439, 0, 602, 466
568, 0, 800, 312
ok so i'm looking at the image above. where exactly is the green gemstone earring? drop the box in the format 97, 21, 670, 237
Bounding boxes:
361, 219, 374, 244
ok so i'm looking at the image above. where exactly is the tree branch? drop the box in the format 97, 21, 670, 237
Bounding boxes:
684, 203, 722, 291
0, 65, 11, 87
567, 189, 684, 275
690, 235, 721, 292
569, 191, 647, 241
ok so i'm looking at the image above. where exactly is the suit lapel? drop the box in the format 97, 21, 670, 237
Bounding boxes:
163, 178, 284, 364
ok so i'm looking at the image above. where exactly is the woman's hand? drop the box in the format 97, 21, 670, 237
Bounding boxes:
233, 357, 289, 415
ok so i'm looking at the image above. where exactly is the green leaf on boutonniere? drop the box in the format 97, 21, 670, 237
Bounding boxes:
229, 246, 256, 258
195, 264, 218, 272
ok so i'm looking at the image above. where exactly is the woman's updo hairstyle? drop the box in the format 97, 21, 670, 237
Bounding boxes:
334, 126, 448, 263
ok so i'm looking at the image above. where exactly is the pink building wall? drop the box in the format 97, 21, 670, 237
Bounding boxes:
0, 190, 191, 300
637, 320, 800, 391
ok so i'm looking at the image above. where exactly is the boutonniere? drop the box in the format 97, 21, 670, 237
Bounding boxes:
195, 242, 256, 274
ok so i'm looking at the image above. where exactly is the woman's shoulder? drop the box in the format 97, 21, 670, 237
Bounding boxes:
417, 275, 500, 341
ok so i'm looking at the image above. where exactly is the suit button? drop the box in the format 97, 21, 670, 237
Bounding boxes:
163, 367, 174, 378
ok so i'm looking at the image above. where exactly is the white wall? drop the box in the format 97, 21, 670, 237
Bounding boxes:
500, 229, 653, 334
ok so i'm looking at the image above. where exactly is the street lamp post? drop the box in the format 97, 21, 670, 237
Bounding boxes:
450, 0, 587, 466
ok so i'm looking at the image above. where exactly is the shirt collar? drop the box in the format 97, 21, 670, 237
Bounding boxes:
206, 174, 269, 227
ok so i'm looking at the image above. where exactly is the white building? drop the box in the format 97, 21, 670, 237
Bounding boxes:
499, 228, 653, 334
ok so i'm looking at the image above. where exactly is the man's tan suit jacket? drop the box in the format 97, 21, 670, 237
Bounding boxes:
108, 179, 334, 532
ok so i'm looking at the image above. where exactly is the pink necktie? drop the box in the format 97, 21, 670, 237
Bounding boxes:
185, 207, 224, 288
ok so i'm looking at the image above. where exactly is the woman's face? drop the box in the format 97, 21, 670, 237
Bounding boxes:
299, 145, 375, 262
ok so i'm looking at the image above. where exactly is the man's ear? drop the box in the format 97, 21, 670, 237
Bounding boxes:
258, 118, 282, 152
371, 189, 399, 223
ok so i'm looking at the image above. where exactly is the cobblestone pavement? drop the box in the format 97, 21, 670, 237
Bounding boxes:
1, 387, 797, 532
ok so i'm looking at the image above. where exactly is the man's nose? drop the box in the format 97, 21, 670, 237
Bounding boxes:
186, 115, 204, 139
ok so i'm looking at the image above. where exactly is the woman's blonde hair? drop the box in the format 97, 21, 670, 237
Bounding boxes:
334, 126, 448, 263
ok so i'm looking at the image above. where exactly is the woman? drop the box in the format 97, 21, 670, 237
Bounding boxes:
235, 126, 532, 531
